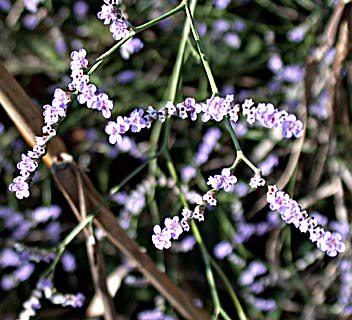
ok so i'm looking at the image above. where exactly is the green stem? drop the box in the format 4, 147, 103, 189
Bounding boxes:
184, 2, 218, 95
42, 213, 96, 279
210, 256, 248, 320
92, 1, 187, 68
225, 117, 261, 175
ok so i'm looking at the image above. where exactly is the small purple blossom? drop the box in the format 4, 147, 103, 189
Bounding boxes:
97, 4, 118, 25
152, 225, 171, 250
120, 37, 144, 59
207, 168, 237, 192
164, 216, 183, 240
214, 241, 233, 259
281, 114, 304, 138
90, 92, 114, 118
9, 176, 30, 199
110, 19, 130, 41
105, 116, 130, 144
318, 231, 346, 257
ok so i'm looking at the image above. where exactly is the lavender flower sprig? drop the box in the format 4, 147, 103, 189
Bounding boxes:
267, 185, 346, 257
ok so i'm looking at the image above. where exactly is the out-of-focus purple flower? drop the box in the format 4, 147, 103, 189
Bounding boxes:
24, 0, 43, 13
12, 221, 32, 240
214, 241, 233, 259
224, 33, 241, 49
214, 0, 231, 9
309, 90, 329, 119
172, 235, 196, 252
258, 154, 279, 176
0, 0, 11, 11
196, 22, 207, 37
233, 20, 246, 32
46, 222, 62, 244
287, 25, 307, 42
120, 37, 144, 59
138, 309, 177, 320
323, 48, 336, 65
73, 1, 89, 21
22, 14, 40, 30
15, 263, 35, 282
234, 181, 248, 197
116, 70, 139, 84
0, 249, 21, 267
253, 297, 277, 311
277, 65, 305, 82
61, 252, 77, 273
267, 53, 283, 73
32, 205, 61, 223
214, 19, 230, 33
181, 165, 197, 183
1, 275, 17, 290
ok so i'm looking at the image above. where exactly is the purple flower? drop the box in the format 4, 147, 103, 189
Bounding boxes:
97, 4, 117, 25
61, 252, 77, 273
184, 97, 202, 121
224, 33, 241, 49
24, 0, 43, 13
287, 25, 307, 42
207, 168, 237, 192
126, 109, 147, 133
120, 37, 144, 59
73, 1, 89, 21
90, 92, 114, 118
116, 70, 139, 84
43, 104, 66, 125
70, 49, 88, 70
17, 154, 38, 177
105, 116, 130, 144
267, 53, 283, 73
258, 154, 279, 176
181, 165, 197, 183
77, 83, 97, 108
9, 176, 30, 199
318, 231, 346, 257
32, 205, 61, 223
164, 216, 183, 240
214, 241, 233, 259
278, 65, 304, 82
214, 0, 231, 9
22, 14, 40, 30
110, 20, 130, 41
14, 263, 34, 281
281, 114, 304, 139
152, 225, 171, 250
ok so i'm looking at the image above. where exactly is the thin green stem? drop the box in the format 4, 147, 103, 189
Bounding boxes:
210, 256, 248, 320
42, 213, 96, 279
184, 2, 218, 95
92, 1, 187, 68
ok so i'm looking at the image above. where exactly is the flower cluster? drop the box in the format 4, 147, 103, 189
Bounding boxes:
18, 278, 84, 320
97, 0, 132, 41
267, 185, 346, 257
9, 47, 115, 199
9, 88, 70, 199
152, 168, 238, 250
242, 99, 304, 139
105, 95, 304, 147
69, 49, 114, 119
